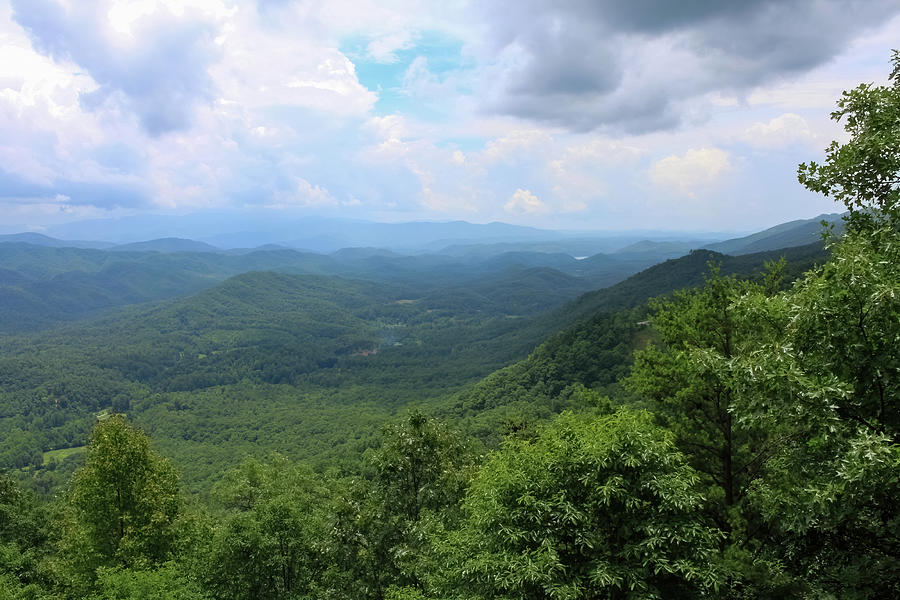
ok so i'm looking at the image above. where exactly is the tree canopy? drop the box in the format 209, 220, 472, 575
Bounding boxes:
60, 415, 181, 588
798, 49, 900, 221
440, 410, 722, 600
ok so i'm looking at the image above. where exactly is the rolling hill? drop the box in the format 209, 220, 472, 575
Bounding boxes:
703, 213, 844, 255
109, 237, 223, 253
0, 228, 831, 493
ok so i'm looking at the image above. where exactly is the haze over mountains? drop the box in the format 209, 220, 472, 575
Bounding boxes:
0, 212, 840, 335
2, 211, 841, 255
0, 208, 837, 489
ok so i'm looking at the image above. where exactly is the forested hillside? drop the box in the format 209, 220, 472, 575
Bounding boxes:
0, 236, 828, 495
2, 59, 900, 600
0, 240, 689, 334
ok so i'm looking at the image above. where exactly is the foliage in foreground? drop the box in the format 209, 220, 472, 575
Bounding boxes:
439, 410, 722, 599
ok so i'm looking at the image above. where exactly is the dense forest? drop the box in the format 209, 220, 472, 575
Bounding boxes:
1, 58, 899, 599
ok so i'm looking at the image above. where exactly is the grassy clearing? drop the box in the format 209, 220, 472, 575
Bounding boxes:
42, 446, 85, 465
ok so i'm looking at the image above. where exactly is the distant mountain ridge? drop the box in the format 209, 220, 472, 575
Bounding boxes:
0, 211, 845, 334
0, 241, 658, 333
0, 232, 112, 249
562, 241, 829, 324
703, 213, 844, 255
44, 214, 569, 251
109, 238, 222, 253
613, 240, 702, 256
7, 213, 847, 259
0, 213, 838, 496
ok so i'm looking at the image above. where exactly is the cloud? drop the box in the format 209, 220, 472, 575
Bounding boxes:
402, 56, 438, 94
0, 8, 153, 205
267, 177, 337, 208
0, 163, 149, 209
476, 0, 899, 133
0, 0, 386, 221
741, 113, 819, 149
11, 0, 223, 135
504, 188, 548, 215
547, 139, 644, 212
480, 129, 553, 164
555, 139, 644, 165
0, 0, 889, 232
211, 6, 376, 117
359, 115, 416, 161
366, 31, 415, 63
650, 147, 731, 197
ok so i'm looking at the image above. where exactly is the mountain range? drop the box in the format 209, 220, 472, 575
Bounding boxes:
2, 211, 842, 256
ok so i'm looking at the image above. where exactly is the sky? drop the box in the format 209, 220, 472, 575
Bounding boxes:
1, 0, 898, 234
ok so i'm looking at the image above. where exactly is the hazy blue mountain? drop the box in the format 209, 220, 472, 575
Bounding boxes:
0, 232, 833, 492
613, 240, 704, 257
434, 235, 721, 258
0, 232, 112, 249
477, 251, 579, 271
0, 240, 650, 333
564, 241, 828, 323
42, 212, 734, 254
330, 247, 404, 261
703, 213, 844, 255
0, 211, 842, 335
0, 268, 31, 286
282, 219, 567, 252
109, 238, 223, 253
44, 213, 568, 251
0, 244, 341, 332
431, 266, 593, 315
222, 243, 291, 255
36, 211, 848, 260
45, 213, 250, 244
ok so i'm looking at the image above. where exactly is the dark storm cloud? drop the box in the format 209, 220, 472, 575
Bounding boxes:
589, 0, 752, 33
504, 23, 622, 97
11, 0, 219, 136
480, 0, 899, 133
500, 85, 680, 134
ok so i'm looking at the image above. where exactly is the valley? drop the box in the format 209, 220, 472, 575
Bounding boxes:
0, 215, 831, 495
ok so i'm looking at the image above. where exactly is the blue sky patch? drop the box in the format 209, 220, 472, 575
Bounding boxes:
342, 31, 469, 117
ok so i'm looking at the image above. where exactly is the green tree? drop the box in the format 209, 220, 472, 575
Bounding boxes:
733, 52, 900, 597
623, 268, 801, 597
798, 49, 900, 220
204, 455, 330, 600
60, 415, 180, 587
627, 269, 774, 522
439, 410, 722, 600
369, 411, 472, 525
370, 411, 473, 594
89, 563, 209, 600
329, 412, 473, 599
0, 473, 51, 598
738, 225, 900, 598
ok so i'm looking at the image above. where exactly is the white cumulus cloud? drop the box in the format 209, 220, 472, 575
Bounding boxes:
504, 188, 548, 215
481, 129, 553, 164
267, 177, 337, 209
649, 147, 731, 197
741, 113, 819, 149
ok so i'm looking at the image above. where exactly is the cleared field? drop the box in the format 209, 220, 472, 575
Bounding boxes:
42, 446, 85, 465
